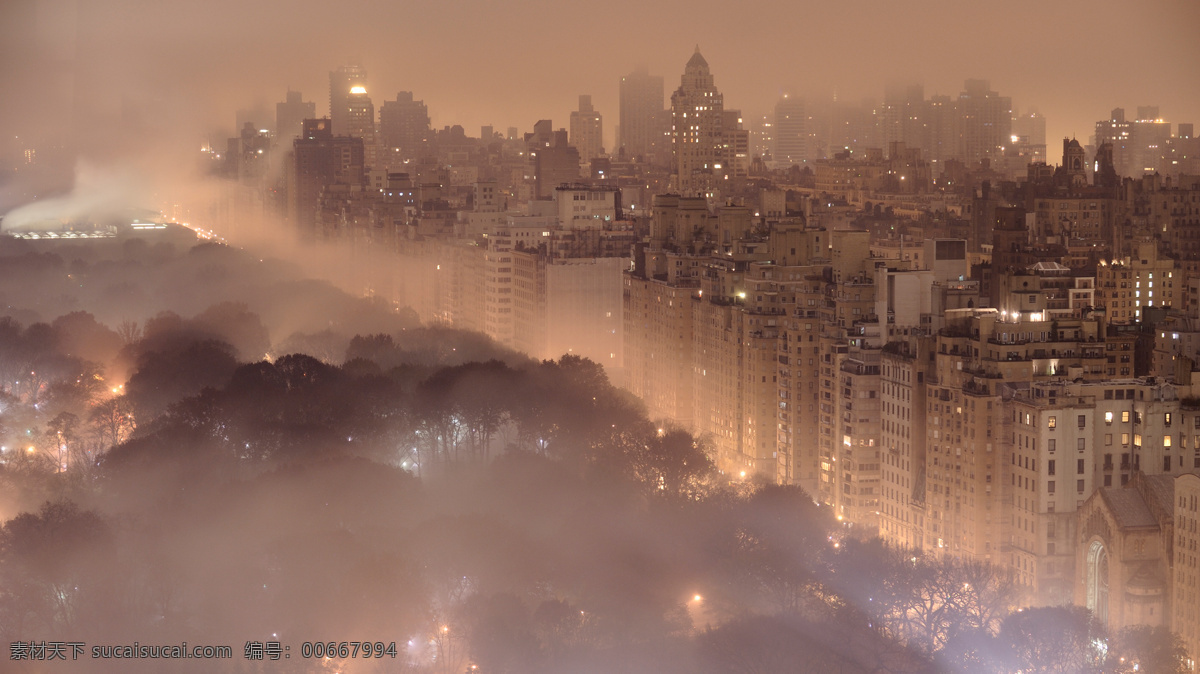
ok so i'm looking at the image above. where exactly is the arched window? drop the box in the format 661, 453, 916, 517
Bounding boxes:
1087, 540, 1109, 625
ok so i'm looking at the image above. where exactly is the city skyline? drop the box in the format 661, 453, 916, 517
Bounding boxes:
2, 0, 1197, 171
4, 1, 1200, 669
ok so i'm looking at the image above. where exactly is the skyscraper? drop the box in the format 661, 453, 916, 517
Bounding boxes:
671, 48, 725, 197
877, 84, 926, 157
329, 65, 367, 136
1095, 107, 1172, 177
569, 95, 603, 168
276, 90, 316, 142
379, 92, 431, 162
288, 118, 365, 237
1011, 109, 1047, 165
619, 67, 664, 163
773, 95, 806, 168
956, 79, 1011, 168
924, 94, 958, 168
343, 84, 377, 168
525, 121, 580, 199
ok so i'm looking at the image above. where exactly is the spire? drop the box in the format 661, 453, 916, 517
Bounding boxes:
686, 47, 708, 70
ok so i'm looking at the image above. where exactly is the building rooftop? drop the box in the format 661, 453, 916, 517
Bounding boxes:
1100, 487, 1157, 529
1098, 473, 1175, 530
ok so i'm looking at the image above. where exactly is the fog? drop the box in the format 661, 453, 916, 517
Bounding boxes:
3, 0, 1198, 207
1, 0, 1198, 671
0, 222, 1183, 673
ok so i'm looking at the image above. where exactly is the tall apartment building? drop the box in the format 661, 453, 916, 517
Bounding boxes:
1124, 174, 1200, 263
830, 344, 884, 528
773, 95, 807, 168
956, 79, 1011, 169
880, 340, 931, 551
721, 110, 750, 178
422, 219, 632, 368
924, 94, 958, 169
1174, 473, 1200, 666
1011, 110, 1048, 165
569, 95, 603, 168
344, 84, 377, 170
619, 67, 665, 165
879, 84, 925, 156
624, 270, 696, 425
777, 252, 831, 494
526, 122, 581, 199
379, 92, 431, 162
1096, 243, 1179, 326
670, 49, 726, 197
329, 65, 367, 136
276, 90, 316, 142
1095, 107, 1173, 177
288, 118, 365, 236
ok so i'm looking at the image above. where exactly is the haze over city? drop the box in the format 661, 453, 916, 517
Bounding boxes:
2, 0, 1200, 672
3, 0, 1199, 183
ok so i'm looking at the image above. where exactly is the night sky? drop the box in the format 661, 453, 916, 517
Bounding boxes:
4, 0, 1199, 171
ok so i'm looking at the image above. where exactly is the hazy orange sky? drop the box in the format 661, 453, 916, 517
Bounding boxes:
5, 0, 1200, 165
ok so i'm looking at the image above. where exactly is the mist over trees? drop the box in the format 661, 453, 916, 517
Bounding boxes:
0, 236, 1187, 673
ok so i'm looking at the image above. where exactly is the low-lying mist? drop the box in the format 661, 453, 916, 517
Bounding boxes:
0, 234, 1178, 673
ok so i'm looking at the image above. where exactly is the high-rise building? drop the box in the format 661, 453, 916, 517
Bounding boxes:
276, 90, 316, 142
379, 92, 431, 162
619, 67, 665, 164
343, 84, 377, 169
751, 114, 774, 162
924, 94, 958, 169
879, 84, 925, 155
525, 123, 580, 199
773, 95, 807, 168
1173, 473, 1200, 667
671, 48, 726, 197
224, 123, 272, 184
721, 110, 749, 178
1095, 107, 1172, 177
956, 79, 1012, 168
329, 65, 367, 136
288, 118, 365, 237
569, 95, 604, 168
1011, 110, 1047, 161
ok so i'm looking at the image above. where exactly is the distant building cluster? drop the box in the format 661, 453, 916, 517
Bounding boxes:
201, 53, 1200, 662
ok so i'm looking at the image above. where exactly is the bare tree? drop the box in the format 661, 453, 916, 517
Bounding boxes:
89, 397, 136, 449
116, 319, 142, 346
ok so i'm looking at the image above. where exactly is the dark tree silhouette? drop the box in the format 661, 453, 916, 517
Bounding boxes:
0, 500, 114, 639
998, 605, 1107, 674
125, 339, 238, 420
1107, 624, 1190, 674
